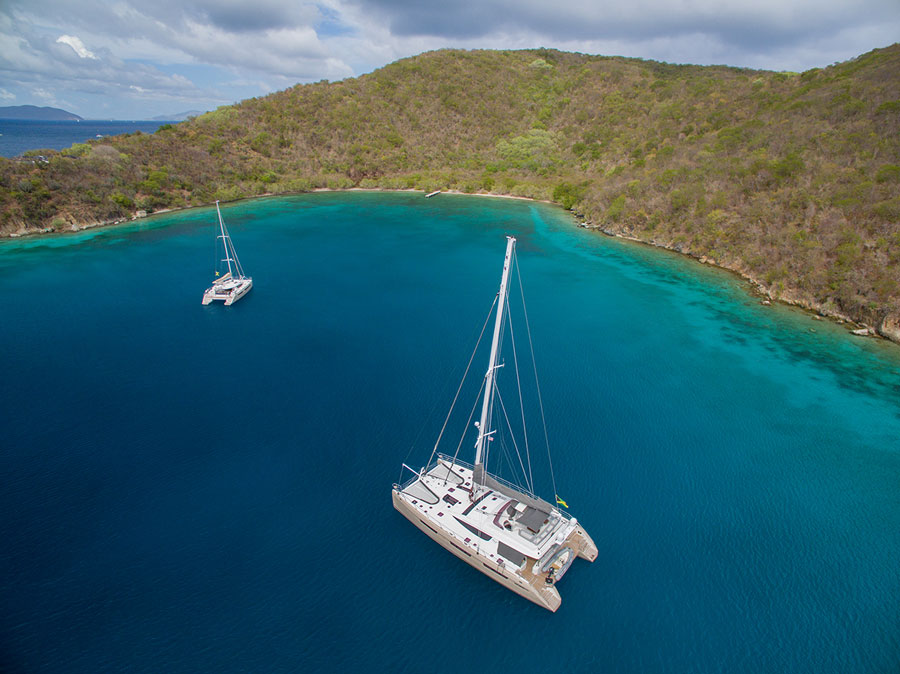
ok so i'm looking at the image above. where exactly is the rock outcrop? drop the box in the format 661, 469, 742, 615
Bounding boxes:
878, 313, 900, 344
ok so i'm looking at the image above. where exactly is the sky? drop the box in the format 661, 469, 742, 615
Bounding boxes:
1, 0, 898, 120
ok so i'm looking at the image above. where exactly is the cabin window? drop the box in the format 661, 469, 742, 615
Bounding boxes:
497, 542, 526, 567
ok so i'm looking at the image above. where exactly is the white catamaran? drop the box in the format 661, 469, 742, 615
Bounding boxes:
201, 201, 252, 306
392, 236, 597, 611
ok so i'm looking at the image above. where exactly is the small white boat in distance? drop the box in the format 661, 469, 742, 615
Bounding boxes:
425, 190, 441, 198
202, 201, 252, 306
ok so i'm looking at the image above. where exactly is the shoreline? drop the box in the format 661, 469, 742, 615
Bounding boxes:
4, 187, 898, 348
572, 219, 898, 344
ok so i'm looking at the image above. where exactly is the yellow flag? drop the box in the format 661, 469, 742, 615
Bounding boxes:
556, 495, 569, 508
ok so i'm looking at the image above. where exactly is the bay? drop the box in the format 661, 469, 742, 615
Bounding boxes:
0, 120, 173, 158
1, 192, 898, 673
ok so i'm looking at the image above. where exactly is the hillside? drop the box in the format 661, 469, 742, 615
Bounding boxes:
150, 110, 206, 122
0, 105, 83, 121
1, 47, 898, 339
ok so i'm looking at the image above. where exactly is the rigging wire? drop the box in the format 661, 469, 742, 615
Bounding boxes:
216, 203, 245, 279
398, 295, 496, 485
423, 295, 497, 475
228, 227, 246, 278
515, 254, 559, 506
494, 384, 533, 496
448, 377, 486, 478
505, 251, 534, 493
398, 241, 561, 510
398, 379, 457, 485
495, 430, 519, 493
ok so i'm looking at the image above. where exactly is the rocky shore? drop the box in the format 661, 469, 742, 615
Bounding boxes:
4, 188, 898, 349
573, 217, 900, 348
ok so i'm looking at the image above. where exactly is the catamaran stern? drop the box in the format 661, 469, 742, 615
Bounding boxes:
392, 486, 563, 611
568, 525, 598, 562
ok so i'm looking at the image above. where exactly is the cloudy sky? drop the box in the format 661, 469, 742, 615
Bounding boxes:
1, 0, 898, 120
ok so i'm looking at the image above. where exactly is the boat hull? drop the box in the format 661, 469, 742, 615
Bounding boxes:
392, 488, 563, 611
201, 278, 253, 305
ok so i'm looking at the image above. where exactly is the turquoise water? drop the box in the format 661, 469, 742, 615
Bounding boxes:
1, 192, 898, 672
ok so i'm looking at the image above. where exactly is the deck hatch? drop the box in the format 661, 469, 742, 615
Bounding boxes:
454, 517, 492, 541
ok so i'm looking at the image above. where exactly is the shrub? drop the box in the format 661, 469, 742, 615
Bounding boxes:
552, 182, 581, 210
110, 192, 134, 208
607, 195, 626, 221
771, 152, 805, 180
873, 198, 900, 221
496, 130, 559, 171
62, 143, 90, 157
670, 189, 691, 212
875, 165, 900, 183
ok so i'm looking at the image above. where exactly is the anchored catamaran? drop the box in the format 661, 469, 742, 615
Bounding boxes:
392, 236, 597, 611
202, 201, 252, 306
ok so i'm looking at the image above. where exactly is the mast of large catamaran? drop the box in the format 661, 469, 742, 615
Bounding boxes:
215, 201, 236, 278
472, 235, 516, 495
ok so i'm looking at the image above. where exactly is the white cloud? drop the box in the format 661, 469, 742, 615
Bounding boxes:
56, 34, 99, 60
1, 0, 897, 118
31, 88, 55, 101
0, 87, 15, 100
330, 0, 900, 74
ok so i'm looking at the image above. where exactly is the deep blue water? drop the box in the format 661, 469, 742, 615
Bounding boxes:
0, 120, 173, 158
1, 192, 899, 673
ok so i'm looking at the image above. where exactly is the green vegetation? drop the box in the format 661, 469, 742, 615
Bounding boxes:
1, 45, 898, 329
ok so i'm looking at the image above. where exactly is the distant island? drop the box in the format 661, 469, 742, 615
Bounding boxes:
1, 46, 898, 343
0, 105, 84, 121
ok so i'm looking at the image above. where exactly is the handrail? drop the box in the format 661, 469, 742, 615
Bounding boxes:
436, 453, 571, 521
396, 456, 439, 491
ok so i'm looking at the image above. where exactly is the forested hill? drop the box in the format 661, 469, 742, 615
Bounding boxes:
1, 46, 899, 337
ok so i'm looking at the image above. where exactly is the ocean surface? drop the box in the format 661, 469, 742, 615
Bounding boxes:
1, 192, 898, 673
0, 120, 173, 158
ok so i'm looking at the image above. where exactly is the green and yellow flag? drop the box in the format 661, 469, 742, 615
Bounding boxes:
555, 495, 569, 508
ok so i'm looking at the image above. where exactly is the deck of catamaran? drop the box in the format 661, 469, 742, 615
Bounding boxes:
393, 455, 597, 611
202, 271, 253, 305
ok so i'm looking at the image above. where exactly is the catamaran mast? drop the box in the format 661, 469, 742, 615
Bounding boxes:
216, 201, 235, 278
473, 236, 516, 490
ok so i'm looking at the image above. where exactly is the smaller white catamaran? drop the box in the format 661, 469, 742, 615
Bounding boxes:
202, 201, 252, 306
392, 236, 597, 611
